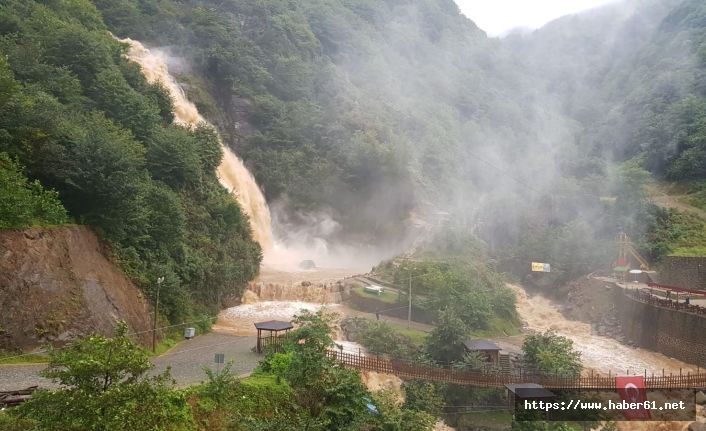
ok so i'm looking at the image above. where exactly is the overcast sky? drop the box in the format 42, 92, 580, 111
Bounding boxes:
455, 0, 619, 36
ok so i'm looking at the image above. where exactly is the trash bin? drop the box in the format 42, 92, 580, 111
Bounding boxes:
184, 327, 195, 339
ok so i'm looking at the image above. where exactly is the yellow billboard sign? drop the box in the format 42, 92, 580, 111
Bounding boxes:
531, 262, 551, 272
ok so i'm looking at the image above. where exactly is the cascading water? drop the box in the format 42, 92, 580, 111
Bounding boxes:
509, 284, 697, 375
121, 38, 273, 249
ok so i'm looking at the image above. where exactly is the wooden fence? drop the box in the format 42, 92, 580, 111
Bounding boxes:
326, 351, 706, 389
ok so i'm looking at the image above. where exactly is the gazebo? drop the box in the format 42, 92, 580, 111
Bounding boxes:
254, 320, 293, 353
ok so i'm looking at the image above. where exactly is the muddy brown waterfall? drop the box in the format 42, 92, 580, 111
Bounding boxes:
120, 38, 274, 250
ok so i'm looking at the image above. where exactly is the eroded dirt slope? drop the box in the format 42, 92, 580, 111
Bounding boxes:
0, 226, 152, 351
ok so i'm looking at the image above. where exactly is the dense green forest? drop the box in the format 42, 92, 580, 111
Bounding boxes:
2, 0, 706, 314
0, 0, 261, 322
90, 0, 706, 282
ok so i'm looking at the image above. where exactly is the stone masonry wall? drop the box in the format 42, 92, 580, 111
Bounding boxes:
616, 288, 706, 367
655, 256, 706, 290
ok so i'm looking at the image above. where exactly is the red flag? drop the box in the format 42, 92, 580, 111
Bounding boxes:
615, 376, 651, 420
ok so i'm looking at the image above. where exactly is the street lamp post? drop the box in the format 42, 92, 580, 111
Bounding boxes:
152, 276, 164, 353
407, 269, 412, 329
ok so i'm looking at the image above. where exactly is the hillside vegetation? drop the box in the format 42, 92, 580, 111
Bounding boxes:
0, 0, 261, 322
91, 0, 706, 281
2, 0, 706, 318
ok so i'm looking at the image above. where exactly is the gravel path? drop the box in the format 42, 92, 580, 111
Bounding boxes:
0, 333, 260, 391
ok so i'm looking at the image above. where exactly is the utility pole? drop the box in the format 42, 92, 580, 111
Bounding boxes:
152, 276, 164, 353
407, 270, 412, 329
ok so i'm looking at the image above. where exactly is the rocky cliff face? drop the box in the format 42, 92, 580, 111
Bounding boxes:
0, 226, 152, 351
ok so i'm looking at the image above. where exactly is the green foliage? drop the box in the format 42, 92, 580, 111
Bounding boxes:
376, 230, 518, 332
646, 207, 706, 257
201, 362, 238, 404
12, 322, 193, 431
0, 412, 36, 431
355, 319, 421, 359
454, 350, 488, 371
0, 0, 261, 323
425, 308, 468, 364
522, 331, 582, 377
363, 390, 437, 431
282, 310, 370, 430
403, 381, 445, 417
0, 152, 68, 228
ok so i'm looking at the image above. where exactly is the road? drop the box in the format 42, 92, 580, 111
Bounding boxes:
647, 183, 706, 221
0, 332, 260, 391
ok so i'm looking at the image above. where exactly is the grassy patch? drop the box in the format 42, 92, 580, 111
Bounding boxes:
383, 321, 429, 346
240, 373, 290, 390
456, 410, 512, 429
664, 210, 706, 256
352, 286, 401, 304
0, 352, 49, 365
671, 246, 706, 256
152, 335, 182, 356
470, 316, 521, 338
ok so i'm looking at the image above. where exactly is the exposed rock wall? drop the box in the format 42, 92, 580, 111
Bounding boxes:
0, 226, 152, 351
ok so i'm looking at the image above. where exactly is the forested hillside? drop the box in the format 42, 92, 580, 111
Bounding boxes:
94, 0, 576, 248
3, 0, 706, 302
506, 0, 706, 262
0, 0, 261, 322
511, 0, 706, 180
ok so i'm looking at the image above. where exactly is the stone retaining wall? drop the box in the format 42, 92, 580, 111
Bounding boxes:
616, 288, 706, 367
655, 256, 706, 290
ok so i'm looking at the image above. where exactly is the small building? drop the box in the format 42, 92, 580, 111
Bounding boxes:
505, 383, 556, 420
254, 320, 293, 353
463, 339, 501, 364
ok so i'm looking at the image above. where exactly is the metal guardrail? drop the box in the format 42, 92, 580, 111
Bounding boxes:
627, 288, 706, 316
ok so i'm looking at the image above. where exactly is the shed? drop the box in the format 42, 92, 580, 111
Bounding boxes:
505, 383, 556, 420
463, 339, 501, 364
254, 320, 293, 353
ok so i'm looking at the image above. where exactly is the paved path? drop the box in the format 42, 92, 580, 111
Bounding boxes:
0, 333, 260, 391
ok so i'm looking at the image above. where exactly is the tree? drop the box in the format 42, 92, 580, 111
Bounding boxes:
359, 320, 419, 359
363, 390, 436, 431
282, 310, 370, 430
0, 153, 68, 228
522, 331, 582, 376
14, 322, 193, 431
403, 381, 444, 416
425, 308, 468, 364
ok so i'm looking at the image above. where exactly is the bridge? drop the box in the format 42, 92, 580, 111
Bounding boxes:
326, 351, 706, 389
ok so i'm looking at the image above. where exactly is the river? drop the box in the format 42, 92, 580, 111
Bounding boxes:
510, 284, 697, 376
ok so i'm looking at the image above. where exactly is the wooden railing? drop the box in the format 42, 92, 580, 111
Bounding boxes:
259, 334, 288, 353
326, 351, 706, 389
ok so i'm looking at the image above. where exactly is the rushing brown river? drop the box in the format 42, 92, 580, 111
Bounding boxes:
510, 284, 697, 375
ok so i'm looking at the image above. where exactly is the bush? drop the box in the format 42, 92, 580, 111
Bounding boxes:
0, 153, 68, 228
522, 331, 582, 376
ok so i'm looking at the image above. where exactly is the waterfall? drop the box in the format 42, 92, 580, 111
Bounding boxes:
120, 38, 273, 249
